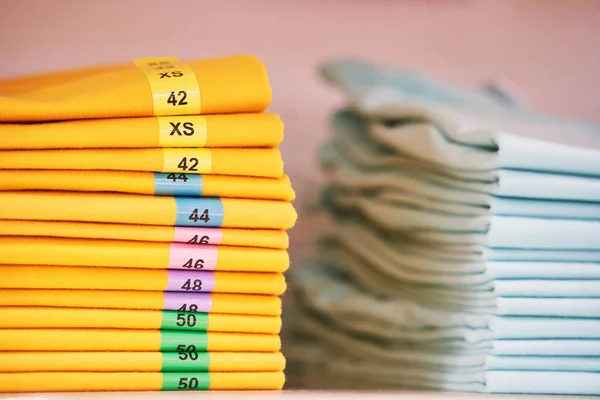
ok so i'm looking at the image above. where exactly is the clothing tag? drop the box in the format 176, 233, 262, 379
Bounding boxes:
134, 57, 202, 116
162, 149, 212, 174
157, 116, 208, 147
174, 198, 224, 227
162, 352, 211, 372
173, 227, 223, 245
161, 372, 211, 390
163, 292, 213, 313
159, 331, 209, 352
160, 310, 210, 331
167, 243, 218, 270
166, 270, 217, 292
154, 173, 203, 196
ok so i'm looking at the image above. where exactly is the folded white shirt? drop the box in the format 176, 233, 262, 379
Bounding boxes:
493, 339, 600, 356
496, 297, 600, 318
487, 371, 600, 395
291, 262, 600, 339
488, 262, 600, 279
326, 190, 600, 250
319, 221, 600, 308
487, 355, 600, 372
484, 248, 600, 262
323, 68, 600, 178
288, 310, 600, 394
327, 110, 600, 201
495, 280, 600, 298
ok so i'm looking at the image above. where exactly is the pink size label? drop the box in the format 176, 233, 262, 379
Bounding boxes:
167, 243, 218, 270
173, 227, 223, 245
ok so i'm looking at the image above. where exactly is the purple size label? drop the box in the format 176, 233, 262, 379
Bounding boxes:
163, 291, 212, 313
167, 243, 218, 270
166, 270, 217, 292
173, 227, 223, 245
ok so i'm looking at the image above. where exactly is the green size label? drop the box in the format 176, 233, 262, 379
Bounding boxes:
161, 310, 209, 331
162, 372, 210, 390
159, 331, 209, 352
162, 350, 210, 372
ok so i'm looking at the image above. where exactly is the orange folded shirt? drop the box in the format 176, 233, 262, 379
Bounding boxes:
0, 148, 284, 178
0, 219, 289, 249
0, 351, 286, 373
0, 329, 281, 352
0, 265, 287, 295
0, 113, 283, 149
0, 289, 282, 316
0, 236, 289, 272
0, 171, 295, 201
0, 371, 285, 392
0, 307, 281, 334
0, 54, 272, 121
0, 191, 297, 229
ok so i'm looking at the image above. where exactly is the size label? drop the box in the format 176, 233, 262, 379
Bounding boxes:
173, 227, 223, 245
157, 116, 208, 147
174, 198, 224, 227
162, 149, 212, 174
162, 372, 210, 390
134, 57, 201, 116
166, 270, 216, 292
163, 292, 212, 313
167, 243, 218, 270
162, 352, 211, 372
154, 173, 203, 196
160, 331, 209, 351
160, 310, 209, 331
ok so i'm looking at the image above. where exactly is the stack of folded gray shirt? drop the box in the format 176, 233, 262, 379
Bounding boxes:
284, 60, 600, 395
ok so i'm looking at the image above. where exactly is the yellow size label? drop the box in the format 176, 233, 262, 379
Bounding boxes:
157, 116, 208, 147
134, 57, 201, 116
162, 149, 212, 174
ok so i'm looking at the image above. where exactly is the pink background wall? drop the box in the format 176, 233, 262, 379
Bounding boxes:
2, 0, 599, 262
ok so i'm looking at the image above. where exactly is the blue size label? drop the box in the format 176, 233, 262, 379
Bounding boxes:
154, 173, 203, 196
175, 198, 224, 227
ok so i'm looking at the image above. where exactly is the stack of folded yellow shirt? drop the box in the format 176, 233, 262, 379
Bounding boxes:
0, 55, 297, 393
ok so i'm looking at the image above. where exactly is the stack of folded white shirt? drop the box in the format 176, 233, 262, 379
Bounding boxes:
284, 60, 600, 395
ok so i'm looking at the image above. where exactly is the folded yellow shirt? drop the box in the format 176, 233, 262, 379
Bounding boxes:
0, 113, 283, 149
0, 371, 285, 392
0, 307, 281, 334
0, 220, 288, 249
0, 236, 289, 272
0, 329, 281, 352
0, 289, 281, 316
1, 265, 287, 295
0, 54, 272, 121
0, 148, 284, 178
0, 351, 285, 372
0, 191, 297, 229
0, 170, 295, 200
